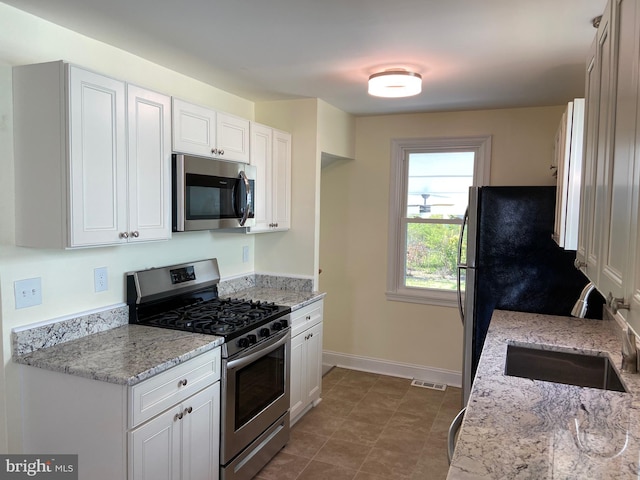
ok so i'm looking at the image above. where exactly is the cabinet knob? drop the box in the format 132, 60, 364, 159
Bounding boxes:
178, 379, 188, 387
174, 412, 183, 421
574, 259, 586, 269
119, 232, 129, 239
219, 149, 224, 155
211, 148, 217, 155
131, 231, 139, 238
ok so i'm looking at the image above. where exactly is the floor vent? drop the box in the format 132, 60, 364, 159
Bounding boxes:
411, 379, 447, 391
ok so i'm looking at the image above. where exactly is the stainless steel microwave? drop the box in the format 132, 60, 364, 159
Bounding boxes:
172, 154, 256, 231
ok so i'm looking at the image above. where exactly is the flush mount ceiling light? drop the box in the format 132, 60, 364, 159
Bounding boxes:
368, 69, 422, 98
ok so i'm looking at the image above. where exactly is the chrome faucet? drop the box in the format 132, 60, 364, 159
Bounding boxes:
571, 282, 596, 318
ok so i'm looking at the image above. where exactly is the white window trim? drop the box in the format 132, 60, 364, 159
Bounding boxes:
386, 135, 492, 306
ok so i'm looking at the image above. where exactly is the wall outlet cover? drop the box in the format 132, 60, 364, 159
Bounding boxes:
94, 267, 108, 292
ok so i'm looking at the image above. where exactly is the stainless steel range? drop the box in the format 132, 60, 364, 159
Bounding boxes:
127, 258, 291, 480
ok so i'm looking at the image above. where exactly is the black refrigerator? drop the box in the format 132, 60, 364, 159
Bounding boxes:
457, 186, 602, 405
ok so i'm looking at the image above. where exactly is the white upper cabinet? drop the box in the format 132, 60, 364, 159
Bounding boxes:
578, 0, 640, 325
576, 2, 613, 286
13, 61, 171, 248
172, 98, 250, 163
67, 66, 128, 246
552, 99, 585, 251
248, 123, 292, 233
127, 85, 172, 243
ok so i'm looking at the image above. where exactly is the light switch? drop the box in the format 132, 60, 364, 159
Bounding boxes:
14, 277, 42, 309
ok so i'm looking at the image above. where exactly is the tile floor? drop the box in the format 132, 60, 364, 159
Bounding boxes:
255, 367, 462, 480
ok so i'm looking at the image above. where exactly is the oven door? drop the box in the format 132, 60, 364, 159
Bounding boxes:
173, 154, 256, 231
221, 328, 290, 464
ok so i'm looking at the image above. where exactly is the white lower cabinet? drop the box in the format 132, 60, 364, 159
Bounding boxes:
289, 301, 323, 425
130, 382, 220, 480
20, 348, 221, 480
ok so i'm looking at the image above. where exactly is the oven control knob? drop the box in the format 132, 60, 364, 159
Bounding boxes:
259, 328, 270, 337
272, 321, 283, 331
280, 319, 289, 328
237, 338, 250, 348
247, 334, 257, 344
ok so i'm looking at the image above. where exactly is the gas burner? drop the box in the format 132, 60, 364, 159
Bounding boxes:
127, 259, 291, 356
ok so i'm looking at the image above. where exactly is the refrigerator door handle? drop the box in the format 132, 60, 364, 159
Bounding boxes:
456, 208, 469, 325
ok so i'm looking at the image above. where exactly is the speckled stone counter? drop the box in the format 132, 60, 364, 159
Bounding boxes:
13, 324, 223, 386
447, 310, 640, 479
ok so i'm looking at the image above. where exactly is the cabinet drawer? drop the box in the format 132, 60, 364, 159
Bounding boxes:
291, 301, 323, 337
129, 348, 221, 428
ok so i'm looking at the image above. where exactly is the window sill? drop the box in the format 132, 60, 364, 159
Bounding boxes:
385, 288, 459, 308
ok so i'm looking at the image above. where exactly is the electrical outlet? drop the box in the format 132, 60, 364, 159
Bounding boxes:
94, 267, 108, 292
14, 277, 42, 309
242, 246, 249, 263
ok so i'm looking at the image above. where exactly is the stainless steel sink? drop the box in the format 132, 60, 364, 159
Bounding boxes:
505, 344, 627, 393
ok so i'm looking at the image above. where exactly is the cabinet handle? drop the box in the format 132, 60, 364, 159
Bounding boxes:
211, 148, 217, 155
174, 412, 183, 421
219, 149, 224, 155
607, 292, 630, 314
178, 379, 188, 387
574, 259, 586, 269
119, 232, 129, 239
131, 231, 139, 238
185, 406, 193, 415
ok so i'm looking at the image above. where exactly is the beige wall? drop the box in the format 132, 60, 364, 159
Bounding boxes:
319, 106, 564, 376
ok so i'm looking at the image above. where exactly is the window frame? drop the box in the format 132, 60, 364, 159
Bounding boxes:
386, 136, 492, 306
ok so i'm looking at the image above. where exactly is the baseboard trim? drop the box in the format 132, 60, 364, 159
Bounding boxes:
322, 350, 462, 388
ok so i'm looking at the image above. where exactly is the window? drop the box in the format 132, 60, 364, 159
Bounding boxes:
387, 136, 491, 306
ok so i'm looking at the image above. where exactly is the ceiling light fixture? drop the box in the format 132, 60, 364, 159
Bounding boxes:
368, 69, 422, 98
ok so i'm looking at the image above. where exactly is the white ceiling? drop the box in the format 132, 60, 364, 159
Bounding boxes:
4, 0, 606, 116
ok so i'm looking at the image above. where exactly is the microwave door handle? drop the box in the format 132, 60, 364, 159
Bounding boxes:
238, 170, 251, 226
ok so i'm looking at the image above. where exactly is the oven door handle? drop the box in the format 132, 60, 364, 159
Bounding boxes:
226, 329, 290, 370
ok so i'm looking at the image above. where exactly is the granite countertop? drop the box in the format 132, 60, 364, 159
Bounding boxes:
13, 324, 224, 386
13, 289, 324, 386
448, 309, 640, 480
222, 287, 325, 311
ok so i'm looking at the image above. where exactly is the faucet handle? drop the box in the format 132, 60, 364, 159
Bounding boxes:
607, 292, 630, 314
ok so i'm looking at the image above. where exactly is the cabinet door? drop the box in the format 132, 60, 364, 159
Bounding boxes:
181, 383, 220, 480
272, 130, 292, 231
129, 405, 182, 480
579, 4, 613, 285
305, 322, 323, 405
127, 85, 172, 242
68, 66, 127, 246
172, 98, 216, 157
577, 36, 599, 268
217, 112, 250, 163
249, 123, 273, 232
289, 332, 306, 423
598, 0, 638, 301
553, 106, 570, 247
